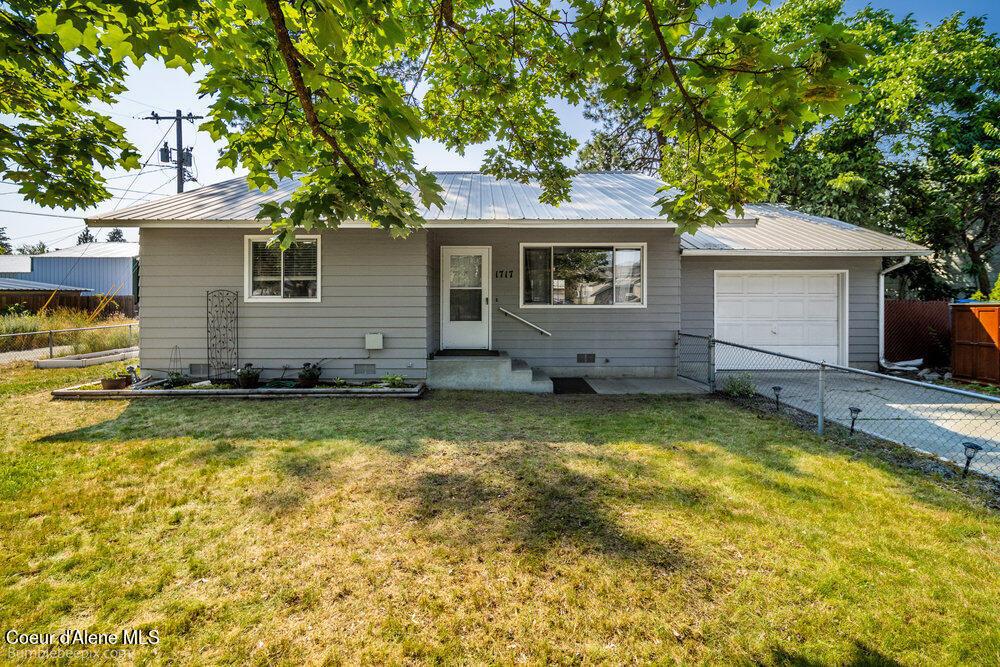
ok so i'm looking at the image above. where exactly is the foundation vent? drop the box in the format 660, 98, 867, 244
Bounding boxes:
576, 353, 596, 364
354, 363, 376, 376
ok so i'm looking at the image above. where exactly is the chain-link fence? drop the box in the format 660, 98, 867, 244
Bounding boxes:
0, 323, 138, 367
677, 332, 1000, 479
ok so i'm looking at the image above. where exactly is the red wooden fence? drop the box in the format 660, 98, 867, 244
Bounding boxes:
0, 293, 136, 317
952, 304, 1000, 383
884, 299, 951, 365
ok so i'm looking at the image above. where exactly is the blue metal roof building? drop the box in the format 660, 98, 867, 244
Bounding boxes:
0, 243, 139, 297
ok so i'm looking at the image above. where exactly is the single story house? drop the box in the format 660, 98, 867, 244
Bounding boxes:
87, 172, 929, 391
0, 242, 140, 297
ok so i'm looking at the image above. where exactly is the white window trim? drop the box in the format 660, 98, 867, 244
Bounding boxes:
244, 235, 322, 303
518, 242, 647, 309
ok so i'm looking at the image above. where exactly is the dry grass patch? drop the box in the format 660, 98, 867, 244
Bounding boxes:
1, 363, 998, 664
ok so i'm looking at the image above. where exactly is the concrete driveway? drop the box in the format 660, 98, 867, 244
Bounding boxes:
717, 369, 1000, 478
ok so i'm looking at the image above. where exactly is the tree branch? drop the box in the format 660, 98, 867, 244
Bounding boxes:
263, 0, 365, 184
640, 0, 740, 149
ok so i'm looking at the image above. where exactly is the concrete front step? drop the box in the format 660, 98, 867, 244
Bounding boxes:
427, 352, 553, 393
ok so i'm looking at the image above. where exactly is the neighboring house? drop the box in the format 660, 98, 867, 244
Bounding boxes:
87, 172, 929, 391
0, 243, 140, 297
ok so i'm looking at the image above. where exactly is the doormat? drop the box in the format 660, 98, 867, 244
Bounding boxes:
551, 377, 597, 394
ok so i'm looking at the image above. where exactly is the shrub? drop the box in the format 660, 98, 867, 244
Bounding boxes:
380, 374, 407, 388
722, 372, 756, 398
2, 303, 31, 317
969, 275, 1000, 302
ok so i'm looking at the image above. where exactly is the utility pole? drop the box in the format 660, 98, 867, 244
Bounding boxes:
141, 109, 205, 193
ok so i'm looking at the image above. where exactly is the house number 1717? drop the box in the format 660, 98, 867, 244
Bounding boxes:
495, 269, 514, 279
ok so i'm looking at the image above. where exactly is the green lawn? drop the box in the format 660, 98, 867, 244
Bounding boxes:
2, 363, 999, 664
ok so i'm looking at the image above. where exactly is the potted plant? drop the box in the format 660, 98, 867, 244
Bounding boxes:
297, 362, 322, 388
101, 370, 133, 390
234, 363, 262, 389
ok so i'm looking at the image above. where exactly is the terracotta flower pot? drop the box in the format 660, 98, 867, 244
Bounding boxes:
101, 377, 131, 390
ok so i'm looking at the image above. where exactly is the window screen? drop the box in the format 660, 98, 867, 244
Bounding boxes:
248, 238, 319, 300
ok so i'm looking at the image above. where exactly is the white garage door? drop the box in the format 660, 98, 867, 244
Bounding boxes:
715, 271, 845, 366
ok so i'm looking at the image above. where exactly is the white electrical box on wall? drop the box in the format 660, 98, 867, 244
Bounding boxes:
365, 332, 384, 350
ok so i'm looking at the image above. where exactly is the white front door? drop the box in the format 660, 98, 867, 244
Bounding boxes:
715, 270, 846, 366
441, 246, 491, 349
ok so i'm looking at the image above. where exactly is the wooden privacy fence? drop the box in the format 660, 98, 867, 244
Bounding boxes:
884, 299, 951, 365
952, 303, 1000, 384
0, 293, 136, 317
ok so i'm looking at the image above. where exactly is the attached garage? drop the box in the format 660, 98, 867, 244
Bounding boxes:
714, 270, 848, 366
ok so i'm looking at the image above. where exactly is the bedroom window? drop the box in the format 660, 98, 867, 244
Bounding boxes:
245, 236, 320, 301
521, 244, 645, 307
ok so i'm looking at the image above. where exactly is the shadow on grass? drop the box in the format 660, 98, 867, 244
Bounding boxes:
35, 391, 984, 532
398, 449, 687, 571
769, 641, 903, 666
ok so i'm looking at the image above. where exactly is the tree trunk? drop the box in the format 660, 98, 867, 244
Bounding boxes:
964, 237, 991, 294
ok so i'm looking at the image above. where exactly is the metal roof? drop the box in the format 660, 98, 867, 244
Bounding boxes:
679, 204, 929, 256
86, 172, 927, 255
88, 172, 673, 223
37, 242, 140, 258
0, 277, 92, 292
0, 255, 32, 273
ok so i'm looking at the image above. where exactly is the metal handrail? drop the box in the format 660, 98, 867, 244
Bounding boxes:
498, 306, 552, 336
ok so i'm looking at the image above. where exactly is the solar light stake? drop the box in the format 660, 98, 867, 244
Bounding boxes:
849, 407, 861, 435
962, 441, 983, 478
772, 386, 782, 411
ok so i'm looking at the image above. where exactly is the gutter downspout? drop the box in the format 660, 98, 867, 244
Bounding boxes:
879, 256, 911, 370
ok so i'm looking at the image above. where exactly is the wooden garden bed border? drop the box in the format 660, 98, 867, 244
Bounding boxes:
52, 382, 427, 400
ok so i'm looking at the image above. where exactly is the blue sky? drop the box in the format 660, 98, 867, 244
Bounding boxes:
1, 0, 995, 248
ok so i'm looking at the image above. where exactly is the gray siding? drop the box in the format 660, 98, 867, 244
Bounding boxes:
429, 229, 681, 377
139, 228, 428, 379
680, 256, 882, 369
0, 257, 136, 295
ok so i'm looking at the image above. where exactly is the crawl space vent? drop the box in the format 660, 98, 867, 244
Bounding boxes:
576, 353, 596, 364
354, 363, 376, 376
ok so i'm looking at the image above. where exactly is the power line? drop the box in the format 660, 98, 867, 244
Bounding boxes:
102, 167, 173, 181
118, 95, 172, 113
8, 224, 85, 240
111, 120, 177, 211
0, 180, 167, 197
0, 208, 83, 220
